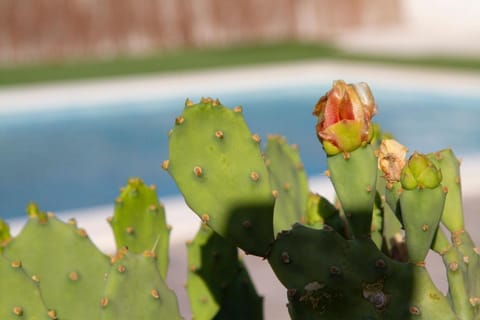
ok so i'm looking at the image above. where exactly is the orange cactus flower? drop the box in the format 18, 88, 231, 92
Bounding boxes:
313, 80, 377, 155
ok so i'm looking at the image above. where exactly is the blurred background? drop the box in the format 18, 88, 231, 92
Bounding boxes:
1, 1, 480, 318
1, 0, 480, 82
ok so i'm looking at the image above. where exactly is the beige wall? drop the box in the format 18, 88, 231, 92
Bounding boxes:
0, 0, 402, 65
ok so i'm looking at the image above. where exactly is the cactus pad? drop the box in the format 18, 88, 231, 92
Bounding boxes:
166, 98, 275, 256
109, 177, 171, 278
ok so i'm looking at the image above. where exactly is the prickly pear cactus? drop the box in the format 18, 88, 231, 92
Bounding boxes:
268, 224, 457, 319
2, 203, 111, 320
165, 98, 275, 257
0, 255, 51, 320
186, 224, 263, 320
109, 177, 171, 278
100, 249, 182, 320
264, 135, 309, 234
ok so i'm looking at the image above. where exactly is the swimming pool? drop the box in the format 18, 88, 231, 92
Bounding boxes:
1, 63, 480, 219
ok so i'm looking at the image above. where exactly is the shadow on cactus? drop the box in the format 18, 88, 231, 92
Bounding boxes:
1, 80, 479, 320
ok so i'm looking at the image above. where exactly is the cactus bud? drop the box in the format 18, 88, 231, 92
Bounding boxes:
401, 152, 442, 190
313, 80, 377, 155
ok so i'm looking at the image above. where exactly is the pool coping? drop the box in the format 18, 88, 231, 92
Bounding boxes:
1, 60, 480, 115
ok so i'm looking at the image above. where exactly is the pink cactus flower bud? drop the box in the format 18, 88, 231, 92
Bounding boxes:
313, 80, 377, 155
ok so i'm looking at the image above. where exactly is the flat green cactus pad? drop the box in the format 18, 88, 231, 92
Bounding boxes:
100, 250, 182, 320
166, 98, 275, 257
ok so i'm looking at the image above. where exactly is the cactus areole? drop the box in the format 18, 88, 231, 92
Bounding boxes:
313, 80, 377, 156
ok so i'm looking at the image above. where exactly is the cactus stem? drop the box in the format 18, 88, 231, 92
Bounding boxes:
12, 306, 23, 316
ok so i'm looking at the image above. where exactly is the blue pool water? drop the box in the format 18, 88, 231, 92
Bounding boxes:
1, 84, 480, 219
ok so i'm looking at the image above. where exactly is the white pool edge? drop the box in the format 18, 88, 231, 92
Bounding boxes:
1, 60, 480, 115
